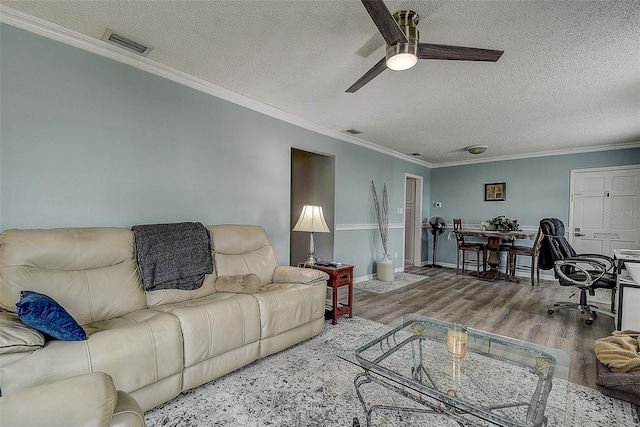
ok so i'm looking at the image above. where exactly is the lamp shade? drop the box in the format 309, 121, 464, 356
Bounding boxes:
293, 205, 330, 233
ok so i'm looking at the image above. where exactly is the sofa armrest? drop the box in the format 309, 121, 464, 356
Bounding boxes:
0, 311, 45, 355
272, 266, 329, 285
112, 390, 146, 427
0, 372, 143, 427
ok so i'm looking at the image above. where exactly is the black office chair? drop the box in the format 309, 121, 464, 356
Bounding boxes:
538, 218, 616, 325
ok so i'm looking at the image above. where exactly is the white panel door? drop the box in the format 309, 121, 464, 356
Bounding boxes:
405, 178, 416, 266
570, 166, 640, 256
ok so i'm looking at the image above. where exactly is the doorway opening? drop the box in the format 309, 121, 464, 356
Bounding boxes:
290, 148, 336, 266
404, 174, 423, 267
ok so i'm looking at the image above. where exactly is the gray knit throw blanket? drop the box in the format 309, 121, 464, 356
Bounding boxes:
132, 222, 213, 291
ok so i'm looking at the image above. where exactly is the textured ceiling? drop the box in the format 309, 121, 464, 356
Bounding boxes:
2, 0, 640, 165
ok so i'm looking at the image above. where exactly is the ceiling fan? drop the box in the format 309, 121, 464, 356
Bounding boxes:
346, 0, 504, 93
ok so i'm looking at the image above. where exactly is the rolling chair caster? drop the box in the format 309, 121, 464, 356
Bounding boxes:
549, 305, 596, 325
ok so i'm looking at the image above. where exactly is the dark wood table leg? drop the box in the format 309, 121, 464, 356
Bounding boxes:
347, 275, 353, 318
332, 284, 339, 325
483, 236, 502, 281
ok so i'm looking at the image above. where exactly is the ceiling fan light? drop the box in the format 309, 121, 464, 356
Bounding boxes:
386, 42, 418, 71
386, 52, 418, 70
465, 145, 489, 155
386, 11, 419, 71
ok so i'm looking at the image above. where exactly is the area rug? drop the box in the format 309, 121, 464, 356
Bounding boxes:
353, 272, 428, 294
144, 317, 639, 427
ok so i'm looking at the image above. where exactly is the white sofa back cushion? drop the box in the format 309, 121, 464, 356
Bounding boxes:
208, 225, 278, 286
145, 274, 218, 307
0, 228, 146, 325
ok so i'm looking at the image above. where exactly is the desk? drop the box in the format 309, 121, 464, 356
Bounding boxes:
456, 230, 534, 281
612, 249, 640, 330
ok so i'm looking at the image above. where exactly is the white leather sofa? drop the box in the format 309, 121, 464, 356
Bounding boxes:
0, 224, 328, 413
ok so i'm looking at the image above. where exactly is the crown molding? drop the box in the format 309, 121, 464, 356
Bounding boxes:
430, 141, 640, 168
0, 6, 429, 168
2, 6, 637, 170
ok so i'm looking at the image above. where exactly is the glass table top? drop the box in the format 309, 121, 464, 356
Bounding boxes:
339, 314, 570, 427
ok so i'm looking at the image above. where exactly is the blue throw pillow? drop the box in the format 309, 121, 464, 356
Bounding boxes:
16, 291, 86, 341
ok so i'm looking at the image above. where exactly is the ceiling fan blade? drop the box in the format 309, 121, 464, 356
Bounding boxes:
418, 43, 503, 62
346, 57, 387, 93
356, 32, 385, 58
360, 0, 407, 46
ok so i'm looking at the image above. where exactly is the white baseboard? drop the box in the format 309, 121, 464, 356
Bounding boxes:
353, 266, 405, 284
419, 261, 555, 280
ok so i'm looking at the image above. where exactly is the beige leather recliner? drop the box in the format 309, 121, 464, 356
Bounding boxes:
0, 372, 145, 427
0, 227, 184, 411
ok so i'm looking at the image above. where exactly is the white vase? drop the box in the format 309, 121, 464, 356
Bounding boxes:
377, 254, 395, 282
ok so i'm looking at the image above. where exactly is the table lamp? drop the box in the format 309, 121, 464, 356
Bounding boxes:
293, 205, 330, 265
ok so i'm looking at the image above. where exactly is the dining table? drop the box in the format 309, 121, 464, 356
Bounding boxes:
455, 229, 535, 281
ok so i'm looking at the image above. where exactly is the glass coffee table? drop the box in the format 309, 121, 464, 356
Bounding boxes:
340, 314, 570, 427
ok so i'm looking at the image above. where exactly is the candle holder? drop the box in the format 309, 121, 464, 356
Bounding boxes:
447, 355, 467, 380
447, 323, 468, 358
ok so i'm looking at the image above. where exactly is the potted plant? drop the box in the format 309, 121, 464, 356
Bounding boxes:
488, 215, 519, 232
372, 180, 394, 282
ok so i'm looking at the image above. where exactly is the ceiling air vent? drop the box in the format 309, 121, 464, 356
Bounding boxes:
101, 29, 152, 56
345, 129, 362, 135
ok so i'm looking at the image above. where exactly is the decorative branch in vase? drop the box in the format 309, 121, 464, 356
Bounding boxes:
372, 180, 394, 282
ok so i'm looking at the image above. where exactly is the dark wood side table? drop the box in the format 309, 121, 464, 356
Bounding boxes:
301, 263, 353, 324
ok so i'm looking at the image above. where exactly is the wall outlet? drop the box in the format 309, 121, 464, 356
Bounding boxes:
394, 252, 398, 259
397, 207, 403, 214
501, 253, 507, 261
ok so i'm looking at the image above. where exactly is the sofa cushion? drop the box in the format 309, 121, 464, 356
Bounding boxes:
16, 291, 86, 341
0, 309, 183, 397
252, 281, 326, 339
0, 312, 45, 355
208, 225, 278, 287
0, 228, 146, 325
150, 293, 260, 368
215, 274, 261, 294
145, 274, 218, 308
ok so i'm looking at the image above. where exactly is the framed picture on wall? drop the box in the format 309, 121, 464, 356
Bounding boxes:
485, 182, 506, 201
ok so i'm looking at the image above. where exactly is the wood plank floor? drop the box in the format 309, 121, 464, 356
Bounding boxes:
349, 266, 616, 389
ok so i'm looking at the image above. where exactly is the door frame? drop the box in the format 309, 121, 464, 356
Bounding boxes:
568, 164, 640, 249
404, 173, 424, 267
290, 148, 336, 265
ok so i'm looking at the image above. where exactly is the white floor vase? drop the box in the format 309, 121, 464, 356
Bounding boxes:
377, 254, 395, 282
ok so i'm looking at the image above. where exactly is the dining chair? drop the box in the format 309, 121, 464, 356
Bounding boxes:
505, 227, 543, 286
453, 219, 486, 275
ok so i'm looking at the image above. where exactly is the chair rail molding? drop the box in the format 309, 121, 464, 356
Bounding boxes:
335, 223, 403, 231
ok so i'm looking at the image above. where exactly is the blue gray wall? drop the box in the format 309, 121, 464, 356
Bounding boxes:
1, 24, 638, 279
430, 149, 640, 265
0, 24, 430, 279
